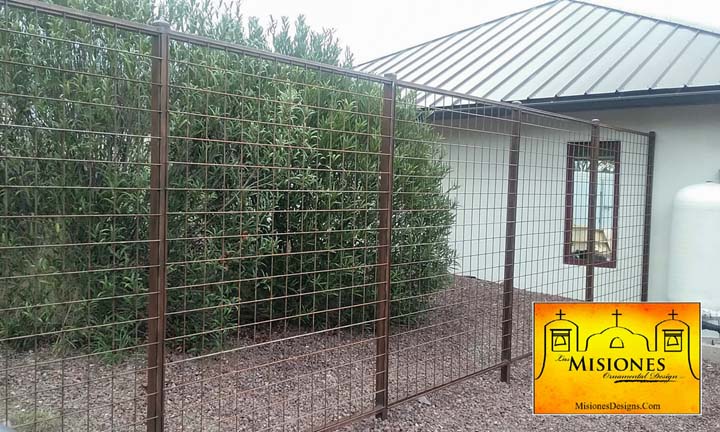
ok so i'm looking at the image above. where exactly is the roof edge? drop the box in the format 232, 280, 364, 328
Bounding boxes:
520, 86, 720, 111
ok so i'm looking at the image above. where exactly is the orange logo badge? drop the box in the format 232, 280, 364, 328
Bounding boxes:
533, 303, 700, 414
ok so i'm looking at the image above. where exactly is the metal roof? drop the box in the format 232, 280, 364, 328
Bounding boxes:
357, 0, 720, 106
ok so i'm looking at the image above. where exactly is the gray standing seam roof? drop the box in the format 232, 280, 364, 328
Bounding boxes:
357, 0, 720, 104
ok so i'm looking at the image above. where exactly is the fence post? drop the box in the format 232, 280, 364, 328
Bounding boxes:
500, 105, 521, 383
641, 132, 656, 302
375, 74, 396, 419
147, 20, 170, 432
585, 120, 600, 302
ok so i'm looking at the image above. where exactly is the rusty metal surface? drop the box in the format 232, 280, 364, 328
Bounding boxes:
374, 76, 396, 420
500, 107, 521, 382
0, 1, 653, 431
147, 21, 171, 432
585, 121, 600, 301
641, 132, 656, 302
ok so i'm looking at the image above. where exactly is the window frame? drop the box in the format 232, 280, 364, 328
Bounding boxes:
563, 140, 621, 268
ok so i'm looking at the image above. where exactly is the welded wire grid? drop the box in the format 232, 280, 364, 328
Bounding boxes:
388, 86, 651, 399
1, 4, 154, 431
509, 111, 591, 360
0, 2, 655, 431
509, 112, 650, 359
389, 87, 512, 403
592, 126, 649, 302
161, 38, 388, 431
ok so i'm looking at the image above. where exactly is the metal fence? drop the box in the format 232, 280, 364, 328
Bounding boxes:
0, 1, 654, 431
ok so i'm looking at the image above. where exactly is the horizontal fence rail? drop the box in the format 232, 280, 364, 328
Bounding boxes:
0, 1, 653, 431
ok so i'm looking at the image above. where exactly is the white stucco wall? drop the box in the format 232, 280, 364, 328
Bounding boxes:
561, 104, 720, 301
438, 114, 648, 301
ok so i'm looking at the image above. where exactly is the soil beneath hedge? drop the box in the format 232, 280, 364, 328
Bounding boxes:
2, 276, 713, 432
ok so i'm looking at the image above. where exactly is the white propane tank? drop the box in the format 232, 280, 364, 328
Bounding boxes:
666, 182, 720, 309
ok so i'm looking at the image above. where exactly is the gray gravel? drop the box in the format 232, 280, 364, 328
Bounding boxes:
2, 277, 715, 431
343, 358, 719, 432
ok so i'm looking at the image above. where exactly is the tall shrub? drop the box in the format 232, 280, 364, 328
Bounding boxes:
0, 0, 455, 354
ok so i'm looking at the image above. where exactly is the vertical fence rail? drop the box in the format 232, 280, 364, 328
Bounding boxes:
500, 107, 521, 382
585, 120, 600, 302
147, 21, 169, 432
0, 2, 655, 429
641, 131, 656, 302
375, 75, 396, 419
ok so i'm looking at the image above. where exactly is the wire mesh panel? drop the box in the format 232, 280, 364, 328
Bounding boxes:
388, 84, 652, 401
592, 126, 649, 302
0, 2, 654, 430
389, 85, 514, 403
510, 115, 650, 358
511, 111, 593, 359
161, 36, 389, 431
0, 4, 155, 431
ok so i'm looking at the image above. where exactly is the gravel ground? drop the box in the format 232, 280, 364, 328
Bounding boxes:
344, 358, 720, 432
3, 276, 713, 432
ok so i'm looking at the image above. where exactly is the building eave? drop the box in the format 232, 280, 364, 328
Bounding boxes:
518, 86, 720, 112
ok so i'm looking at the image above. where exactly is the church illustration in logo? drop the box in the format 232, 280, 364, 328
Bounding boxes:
535, 307, 700, 381
533, 302, 701, 414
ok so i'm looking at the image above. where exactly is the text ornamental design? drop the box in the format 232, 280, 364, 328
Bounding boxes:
533, 303, 700, 414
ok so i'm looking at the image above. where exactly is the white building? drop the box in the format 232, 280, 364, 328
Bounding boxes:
360, 0, 720, 301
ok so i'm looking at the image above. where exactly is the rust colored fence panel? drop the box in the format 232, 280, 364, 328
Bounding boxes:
1, 3, 156, 431
386, 84, 651, 400
0, 2, 653, 431
159, 34, 389, 432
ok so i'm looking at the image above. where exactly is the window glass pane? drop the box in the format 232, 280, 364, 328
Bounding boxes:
568, 142, 618, 263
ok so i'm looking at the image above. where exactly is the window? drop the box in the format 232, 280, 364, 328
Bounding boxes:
564, 141, 620, 267
609, 337, 625, 349
663, 330, 683, 352
551, 329, 571, 352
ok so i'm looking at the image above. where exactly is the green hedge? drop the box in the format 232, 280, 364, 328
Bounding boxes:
0, 0, 455, 354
